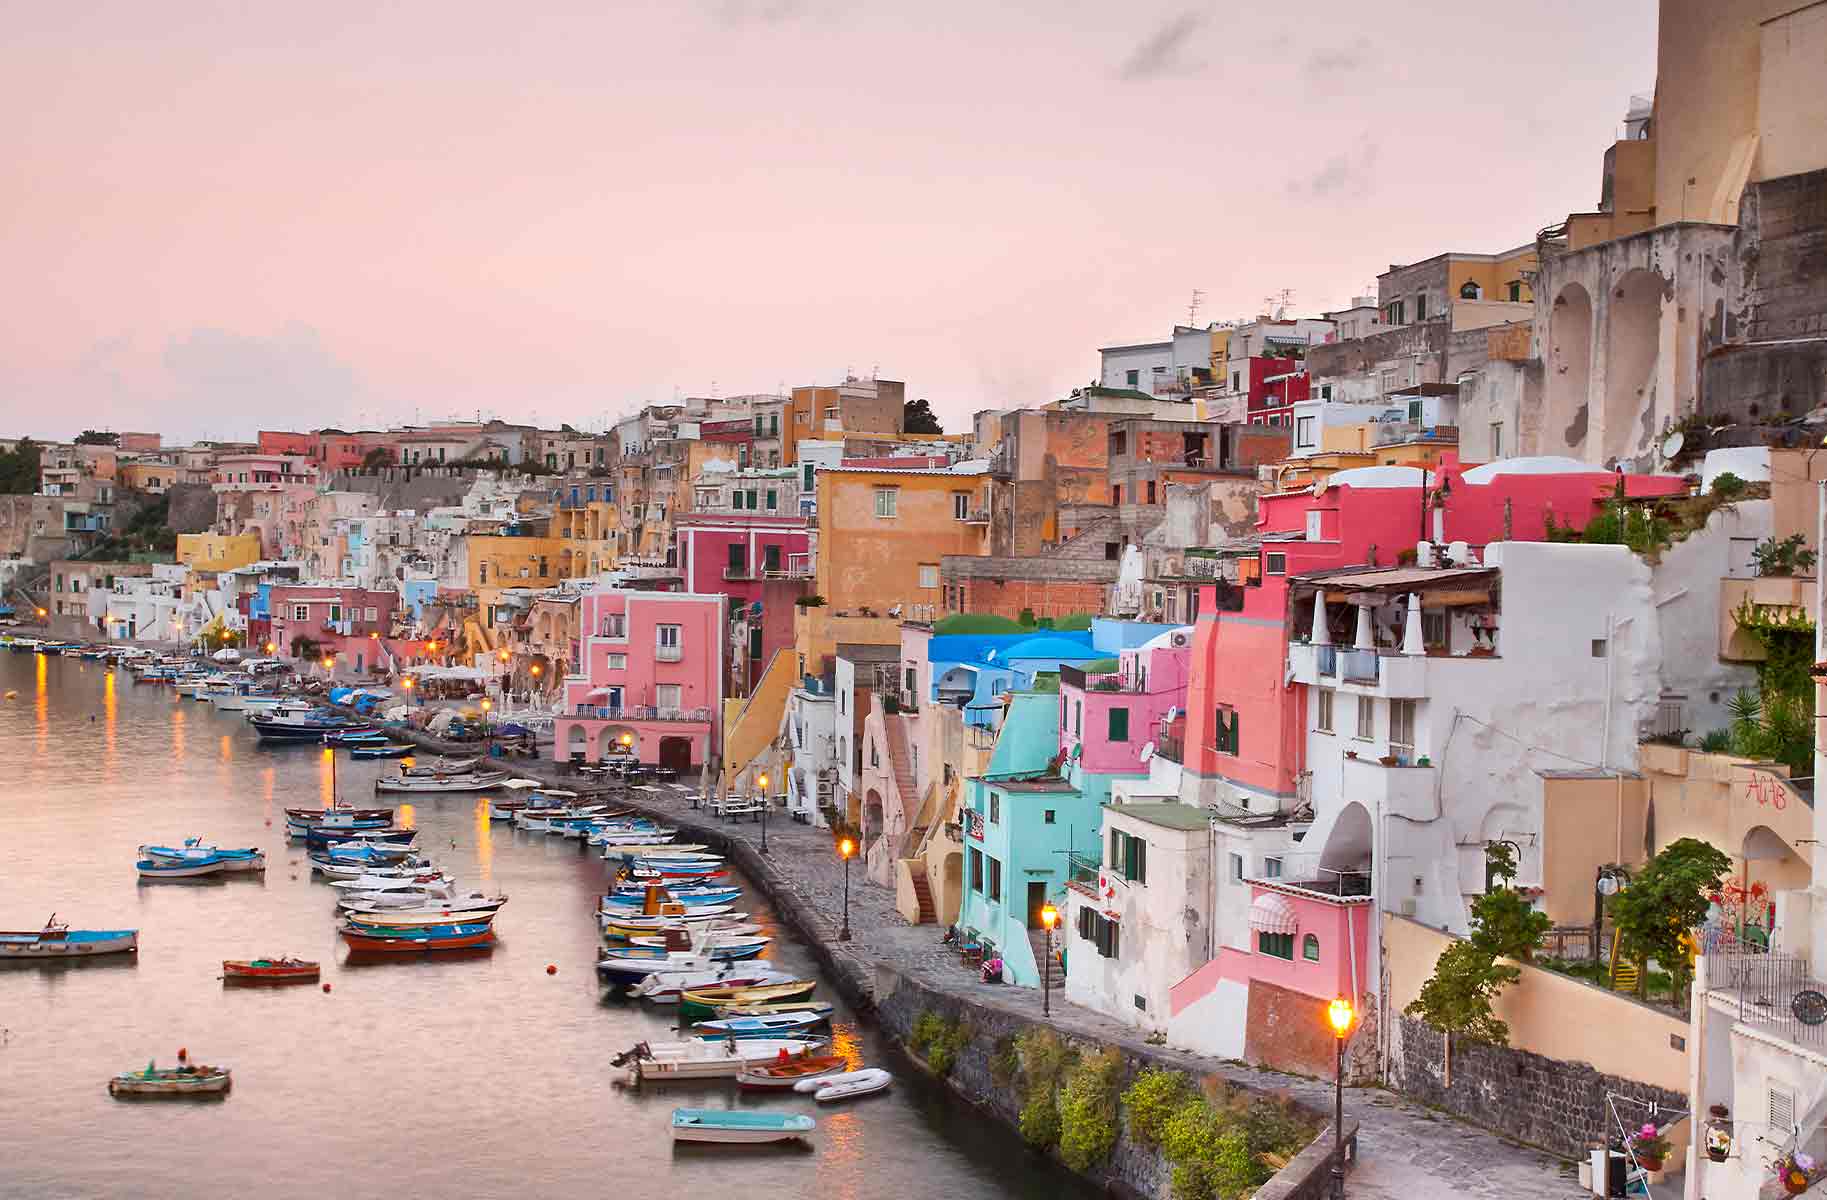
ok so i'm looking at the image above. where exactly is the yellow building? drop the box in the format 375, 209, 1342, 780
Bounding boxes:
806, 464, 990, 672
784, 378, 904, 465
554, 478, 620, 577
175, 531, 263, 572
465, 531, 571, 624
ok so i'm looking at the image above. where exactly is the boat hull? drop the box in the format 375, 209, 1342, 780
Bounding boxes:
0, 930, 139, 958
735, 1055, 848, 1090
222, 959, 320, 982
670, 1108, 817, 1143
109, 1069, 231, 1096
136, 859, 227, 879
339, 925, 496, 953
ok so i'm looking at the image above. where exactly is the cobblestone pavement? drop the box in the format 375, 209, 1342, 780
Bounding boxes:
427, 751, 1589, 1200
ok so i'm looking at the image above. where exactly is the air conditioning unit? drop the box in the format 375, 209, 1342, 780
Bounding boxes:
1398, 898, 1417, 916
1171, 631, 1190, 647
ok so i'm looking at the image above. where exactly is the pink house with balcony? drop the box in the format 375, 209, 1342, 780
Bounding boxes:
1059, 628, 1194, 786
268, 584, 398, 675
675, 513, 812, 693
556, 588, 726, 772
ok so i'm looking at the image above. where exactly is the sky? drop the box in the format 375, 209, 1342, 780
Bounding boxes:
0, 0, 1659, 443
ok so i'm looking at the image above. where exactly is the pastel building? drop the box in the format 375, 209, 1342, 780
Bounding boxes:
267, 584, 398, 675
557, 588, 726, 772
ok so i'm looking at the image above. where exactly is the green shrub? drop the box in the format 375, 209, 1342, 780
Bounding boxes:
1057, 1048, 1123, 1169
1158, 1086, 1316, 1200
909, 1010, 945, 1058
1021, 1088, 1062, 1148
990, 1035, 1020, 1086
1123, 1066, 1193, 1146
911, 1011, 972, 1075
1014, 1028, 1077, 1092
1698, 728, 1733, 753
1710, 472, 1747, 499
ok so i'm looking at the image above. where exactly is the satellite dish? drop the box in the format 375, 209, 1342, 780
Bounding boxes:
1139, 741, 1156, 762
1165, 706, 1179, 724
1597, 875, 1622, 897
1660, 431, 1685, 461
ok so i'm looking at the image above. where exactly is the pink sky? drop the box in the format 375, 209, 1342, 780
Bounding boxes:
0, 0, 1657, 442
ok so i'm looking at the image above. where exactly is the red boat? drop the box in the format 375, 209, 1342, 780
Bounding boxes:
339, 923, 496, 953
222, 956, 321, 982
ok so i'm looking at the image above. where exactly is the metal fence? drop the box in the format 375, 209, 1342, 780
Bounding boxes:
1715, 950, 1827, 1051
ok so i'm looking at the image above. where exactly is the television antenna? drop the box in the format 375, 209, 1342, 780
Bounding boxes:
1187, 289, 1205, 326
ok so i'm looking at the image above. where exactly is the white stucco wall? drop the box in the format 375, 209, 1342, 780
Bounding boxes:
1649, 498, 1769, 742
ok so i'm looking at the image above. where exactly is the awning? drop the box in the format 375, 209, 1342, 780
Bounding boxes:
585, 686, 611, 699
1248, 892, 1299, 935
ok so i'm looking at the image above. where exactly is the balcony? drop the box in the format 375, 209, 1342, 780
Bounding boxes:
1340, 754, 1436, 820
1288, 642, 1431, 698
724, 565, 754, 581
572, 704, 712, 723
1720, 575, 1817, 662
655, 644, 684, 662
961, 507, 991, 525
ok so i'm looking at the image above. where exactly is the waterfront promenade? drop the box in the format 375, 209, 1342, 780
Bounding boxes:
411, 736, 1585, 1200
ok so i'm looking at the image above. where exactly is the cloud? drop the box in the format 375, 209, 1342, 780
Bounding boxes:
1295, 141, 1379, 199
161, 324, 366, 429
1304, 37, 1374, 79
1117, 11, 1206, 82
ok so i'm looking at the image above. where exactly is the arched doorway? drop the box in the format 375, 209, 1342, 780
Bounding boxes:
658, 736, 693, 773
1546, 284, 1594, 457
1320, 801, 1373, 884
565, 723, 586, 762
941, 850, 964, 925
865, 788, 885, 850
1603, 269, 1666, 463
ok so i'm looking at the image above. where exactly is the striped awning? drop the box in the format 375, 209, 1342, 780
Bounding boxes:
1248, 892, 1299, 935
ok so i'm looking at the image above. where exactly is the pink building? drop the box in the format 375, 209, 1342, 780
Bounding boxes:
214, 452, 317, 492
1059, 630, 1193, 777
675, 514, 811, 691
556, 588, 726, 772
268, 584, 398, 675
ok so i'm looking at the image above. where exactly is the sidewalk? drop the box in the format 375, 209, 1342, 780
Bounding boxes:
413, 748, 1588, 1200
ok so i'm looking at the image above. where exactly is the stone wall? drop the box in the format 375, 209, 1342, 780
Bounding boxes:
164, 483, 218, 535
1385, 1015, 1687, 1159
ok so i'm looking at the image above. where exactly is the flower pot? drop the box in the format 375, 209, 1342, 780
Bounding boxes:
1637, 1156, 1663, 1173
1378, 755, 1398, 766
1344, 751, 1358, 760
1783, 1172, 1810, 1196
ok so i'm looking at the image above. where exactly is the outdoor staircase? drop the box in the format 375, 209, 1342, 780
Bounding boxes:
1029, 926, 1058, 983
1612, 962, 1640, 993
910, 869, 937, 924
884, 715, 919, 810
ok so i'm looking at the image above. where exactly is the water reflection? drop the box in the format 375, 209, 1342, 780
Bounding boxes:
473, 798, 493, 881
397, 803, 416, 830
103, 669, 116, 760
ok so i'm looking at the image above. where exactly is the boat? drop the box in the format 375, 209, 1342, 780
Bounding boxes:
400, 756, 482, 777
349, 743, 414, 759
630, 967, 800, 1005
326, 871, 453, 894
606, 884, 741, 907
222, 956, 320, 982
308, 854, 435, 880
601, 915, 756, 941
374, 770, 507, 794
735, 1052, 849, 1090
341, 900, 504, 926
612, 1036, 825, 1082
669, 1108, 816, 1144
139, 841, 266, 873
250, 708, 372, 742
338, 921, 496, 952
285, 805, 393, 825
304, 827, 418, 848
323, 729, 389, 746
108, 1061, 231, 1097
694, 1010, 830, 1039
799, 1068, 893, 1103
596, 929, 769, 981
0, 917, 138, 959
714, 1000, 835, 1023
137, 856, 228, 880
677, 980, 818, 1022
627, 931, 770, 958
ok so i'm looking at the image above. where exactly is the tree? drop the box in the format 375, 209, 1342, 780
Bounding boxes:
361, 446, 395, 471
1469, 842, 1551, 962
903, 397, 943, 434
0, 437, 41, 494
1609, 837, 1732, 1008
74, 430, 120, 446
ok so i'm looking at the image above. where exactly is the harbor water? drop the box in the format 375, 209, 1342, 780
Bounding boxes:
0, 651, 1080, 1199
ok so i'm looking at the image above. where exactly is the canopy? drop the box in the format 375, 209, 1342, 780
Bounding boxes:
1248, 892, 1299, 935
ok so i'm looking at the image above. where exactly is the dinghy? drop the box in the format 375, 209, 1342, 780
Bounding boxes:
799, 1068, 893, 1103
669, 1108, 816, 1144
349, 743, 414, 759
338, 921, 496, 953
630, 966, 799, 1005
136, 856, 228, 880
374, 770, 507, 794
222, 956, 320, 983
676, 980, 818, 1022
108, 1060, 231, 1097
693, 1010, 829, 1039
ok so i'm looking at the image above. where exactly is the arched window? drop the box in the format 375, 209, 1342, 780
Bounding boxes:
1459, 281, 1483, 300
1302, 933, 1321, 962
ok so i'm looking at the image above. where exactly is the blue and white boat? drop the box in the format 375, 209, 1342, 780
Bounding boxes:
139, 840, 266, 874
608, 885, 740, 907
670, 1108, 816, 1144
693, 1010, 829, 1039
349, 743, 414, 759
1, 917, 139, 959
137, 856, 228, 880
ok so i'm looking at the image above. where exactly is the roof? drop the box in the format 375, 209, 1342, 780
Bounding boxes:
996, 635, 1102, 662
1294, 564, 1497, 591
995, 778, 1077, 794
1138, 625, 1194, 652
1323, 465, 1433, 490
821, 460, 988, 477
835, 643, 900, 664
1098, 341, 1173, 354
1106, 801, 1209, 831
1459, 455, 1607, 483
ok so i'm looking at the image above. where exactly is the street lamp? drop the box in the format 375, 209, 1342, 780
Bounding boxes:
480, 696, 493, 756
264, 641, 276, 655
1327, 997, 1355, 1200
837, 838, 855, 941
757, 773, 770, 854
1040, 902, 1059, 1016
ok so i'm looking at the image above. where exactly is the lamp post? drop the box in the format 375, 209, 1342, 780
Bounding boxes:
757, 772, 770, 854
1040, 902, 1059, 1016
1327, 997, 1354, 1200
481, 696, 493, 758
838, 838, 855, 941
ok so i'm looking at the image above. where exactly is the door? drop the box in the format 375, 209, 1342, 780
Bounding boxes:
658, 736, 692, 772
1026, 881, 1048, 928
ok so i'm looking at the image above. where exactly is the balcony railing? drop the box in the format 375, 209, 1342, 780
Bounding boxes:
573, 704, 712, 723
1340, 648, 1379, 683
1315, 644, 1338, 677
961, 508, 991, 524
1157, 731, 1185, 764
1066, 851, 1100, 887
655, 644, 683, 662
1711, 949, 1827, 1051
723, 566, 753, 581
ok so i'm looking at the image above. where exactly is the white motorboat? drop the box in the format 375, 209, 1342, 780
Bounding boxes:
400, 757, 481, 777
342, 904, 504, 927
1, 919, 139, 959
798, 1068, 894, 1102
374, 770, 507, 795
326, 872, 454, 895
308, 855, 435, 881
629, 966, 799, 1004
611, 1037, 824, 1082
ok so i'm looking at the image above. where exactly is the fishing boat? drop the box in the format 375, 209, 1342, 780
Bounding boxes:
611, 1036, 825, 1082
136, 855, 228, 880
222, 956, 320, 982
602, 916, 757, 942
693, 1010, 829, 1039
374, 769, 507, 794
606, 885, 741, 908
349, 743, 414, 759
338, 921, 496, 953
669, 1108, 816, 1144
629, 967, 800, 1005
627, 930, 769, 957
734, 1052, 849, 1090
285, 805, 393, 826
139, 841, 266, 873
326, 871, 453, 895
323, 729, 390, 747
304, 826, 417, 848
108, 1061, 232, 1097
799, 1068, 893, 1103
400, 756, 482, 777
676, 980, 818, 1022
715, 1000, 835, 1023
0, 917, 138, 959
250, 708, 371, 742
308, 854, 435, 880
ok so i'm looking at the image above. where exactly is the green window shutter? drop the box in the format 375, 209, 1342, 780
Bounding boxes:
1109, 829, 1121, 870
1108, 707, 1128, 742
1134, 837, 1147, 884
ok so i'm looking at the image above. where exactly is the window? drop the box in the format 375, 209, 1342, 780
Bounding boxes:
1591, 638, 1607, 658
292, 605, 309, 622
970, 848, 983, 893
1265, 552, 1286, 575
744, 489, 758, 511
1421, 611, 1447, 648
1316, 689, 1333, 733
656, 683, 681, 710
1229, 852, 1245, 882
1380, 369, 1399, 396
1490, 423, 1504, 458
988, 857, 1002, 902
989, 792, 1000, 824
1125, 369, 1139, 386
606, 653, 626, 670
1108, 830, 1145, 881
1296, 416, 1316, 447
1145, 481, 1156, 504
656, 624, 681, 655
1414, 293, 1428, 322
728, 542, 747, 572
1507, 281, 1522, 303
918, 564, 939, 589
1105, 542, 1120, 561
1386, 299, 1406, 325
1213, 707, 1239, 754
803, 462, 815, 491
1074, 700, 1082, 736
1258, 931, 1295, 959
769, 414, 779, 437
1263, 856, 1284, 879
763, 545, 782, 573
1078, 908, 1120, 958
1356, 696, 1375, 739
1230, 371, 1241, 392
695, 487, 718, 508
874, 488, 898, 518
1112, 484, 1121, 505
601, 614, 626, 638
953, 492, 970, 520
1044, 810, 1055, 824
765, 489, 777, 512
1303, 934, 1321, 962
328, 605, 342, 623
1389, 699, 1416, 752
1108, 706, 1129, 742
1459, 280, 1482, 300
1110, 431, 1127, 456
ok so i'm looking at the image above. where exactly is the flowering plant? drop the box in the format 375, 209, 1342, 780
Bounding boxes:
1774, 1150, 1818, 1192
1628, 1124, 1671, 1162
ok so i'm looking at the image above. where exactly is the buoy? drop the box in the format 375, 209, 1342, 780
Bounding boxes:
546, 964, 557, 975
177, 1047, 188, 1062
322, 983, 332, 993
3, 690, 17, 700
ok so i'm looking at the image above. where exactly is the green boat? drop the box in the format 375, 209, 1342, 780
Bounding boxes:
677, 979, 816, 1023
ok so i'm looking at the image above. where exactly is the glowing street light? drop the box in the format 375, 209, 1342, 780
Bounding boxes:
757, 772, 771, 855
264, 641, 276, 654
1327, 998, 1355, 1199
837, 837, 856, 941
401, 677, 415, 691
1040, 902, 1060, 1016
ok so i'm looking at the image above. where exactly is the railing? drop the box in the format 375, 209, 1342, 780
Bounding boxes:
1315, 644, 1338, 677
572, 704, 712, 723
1157, 731, 1185, 764
967, 723, 997, 750
655, 644, 683, 662
1340, 647, 1378, 683
1714, 949, 1827, 1050
723, 566, 753, 581
1066, 851, 1101, 886
962, 508, 991, 524
964, 810, 985, 840
1181, 555, 1223, 579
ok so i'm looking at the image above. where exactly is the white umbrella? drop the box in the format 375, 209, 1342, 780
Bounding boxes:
211, 648, 242, 662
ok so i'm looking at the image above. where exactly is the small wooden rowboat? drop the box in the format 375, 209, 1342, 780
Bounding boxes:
735, 1052, 848, 1090
670, 1108, 815, 1144
677, 979, 817, 1022
108, 1062, 232, 1097
222, 956, 320, 982
714, 1000, 835, 1022
694, 1010, 828, 1039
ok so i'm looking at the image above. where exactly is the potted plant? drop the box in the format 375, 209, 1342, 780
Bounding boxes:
1629, 1124, 1671, 1173
1344, 749, 1358, 760
1704, 1105, 1732, 1163
1776, 1150, 1819, 1195
1378, 754, 1398, 766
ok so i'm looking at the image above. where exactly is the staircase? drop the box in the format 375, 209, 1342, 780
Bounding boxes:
1029, 926, 1059, 984
1612, 962, 1639, 993
909, 869, 937, 924
883, 715, 920, 829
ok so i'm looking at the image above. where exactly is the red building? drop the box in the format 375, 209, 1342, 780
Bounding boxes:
674, 514, 812, 693
268, 584, 399, 676
1242, 357, 1308, 424
257, 430, 392, 471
